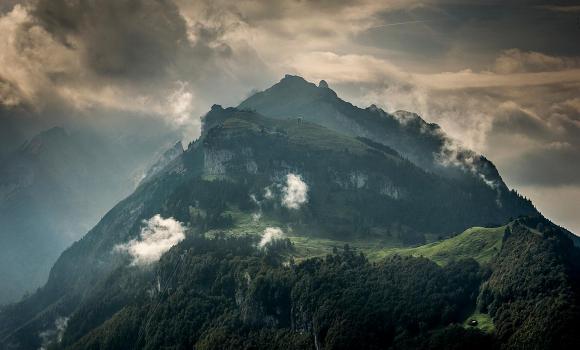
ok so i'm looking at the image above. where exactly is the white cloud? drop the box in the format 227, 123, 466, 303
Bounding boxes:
413, 69, 580, 90
264, 186, 274, 199
561, 98, 580, 113
252, 212, 262, 222
249, 193, 263, 222
115, 215, 185, 266
493, 49, 579, 74
39, 316, 69, 349
167, 82, 195, 126
258, 227, 284, 248
282, 173, 308, 209
0, 1, 272, 143
165, 81, 202, 142
0, 5, 78, 107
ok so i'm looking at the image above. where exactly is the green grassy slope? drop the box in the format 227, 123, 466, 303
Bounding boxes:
210, 110, 391, 158
368, 226, 506, 265
288, 235, 401, 261
208, 209, 506, 266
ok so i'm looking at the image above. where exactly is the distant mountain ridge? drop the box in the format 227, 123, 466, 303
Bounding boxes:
138, 141, 184, 185
0, 126, 178, 304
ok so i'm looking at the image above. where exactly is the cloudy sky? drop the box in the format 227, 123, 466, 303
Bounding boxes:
0, 0, 579, 232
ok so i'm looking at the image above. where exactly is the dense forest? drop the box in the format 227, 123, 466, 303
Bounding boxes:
27, 218, 578, 350
478, 218, 580, 349
50, 235, 488, 349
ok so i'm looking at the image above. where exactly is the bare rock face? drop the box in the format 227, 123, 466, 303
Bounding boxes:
203, 148, 234, 176
380, 181, 403, 200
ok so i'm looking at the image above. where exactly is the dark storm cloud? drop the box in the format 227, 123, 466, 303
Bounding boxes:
538, 4, 580, 13
0, 0, 22, 14
33, 0, 190, 80
357, 1, 580, 70
492, 49, 580, 74
491, 106, 552, 140
506, 145, 580, 187
29, 0, 243, 89
0, 0, 273, 141
484, 89, 580, 187
0, 0, 197, 107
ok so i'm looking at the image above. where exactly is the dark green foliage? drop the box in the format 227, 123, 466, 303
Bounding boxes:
49, 237, 489, 350
4, 219, 580, 350
478, 220, 580, 349
291, 253, 484, 350
165, 178, 252, 229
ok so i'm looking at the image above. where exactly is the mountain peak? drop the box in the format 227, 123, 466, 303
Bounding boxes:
20, 126, 69, 155
41, 126, 67, 137
366, 104, 386, 114
274, 75, 337, 97
278, 74, 316, 89
239, 76, 508, 189
392, 110, 422, 125
282, 73, 306, 81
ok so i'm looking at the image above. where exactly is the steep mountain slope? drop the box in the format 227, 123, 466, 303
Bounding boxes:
0, 103, 541, 349
200, 106, 535, 235
0, 126, 177, 304
239, 75, 505, 187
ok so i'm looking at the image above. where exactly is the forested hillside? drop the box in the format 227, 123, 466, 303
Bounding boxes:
2, 219, 576, 350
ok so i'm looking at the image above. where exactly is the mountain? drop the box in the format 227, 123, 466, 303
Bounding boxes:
239, 75, 503, 186
138, 141, 184, 185
0, 77, 576, 350
0, 126, 177, 304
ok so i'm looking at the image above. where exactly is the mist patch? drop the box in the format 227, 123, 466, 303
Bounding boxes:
115, 214, 185, 266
